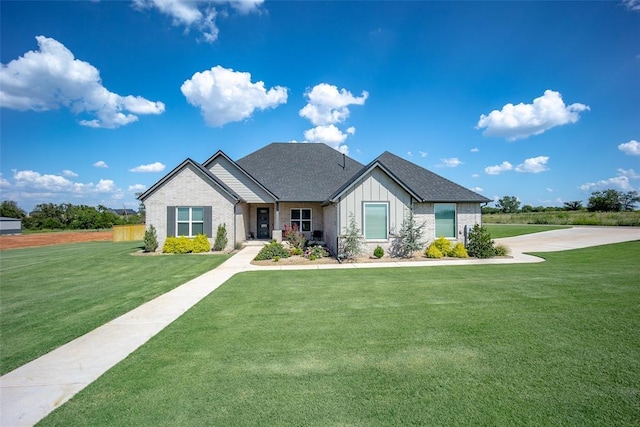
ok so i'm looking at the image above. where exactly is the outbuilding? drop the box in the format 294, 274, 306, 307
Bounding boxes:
0, 217, 22, 235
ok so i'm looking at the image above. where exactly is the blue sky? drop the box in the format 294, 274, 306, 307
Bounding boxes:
1, 0, 639, 212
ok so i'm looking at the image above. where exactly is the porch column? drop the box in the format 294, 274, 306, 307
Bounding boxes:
274, 202, 280, 230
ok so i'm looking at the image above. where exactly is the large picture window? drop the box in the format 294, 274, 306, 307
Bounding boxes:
435, 203, 456, 238
364, 203, 388, 240
177, 207, 204, 237
291, 208, 312, 232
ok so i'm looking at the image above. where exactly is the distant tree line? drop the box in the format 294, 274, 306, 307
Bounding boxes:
0, 201, 144, 230
483, 189, 640, 214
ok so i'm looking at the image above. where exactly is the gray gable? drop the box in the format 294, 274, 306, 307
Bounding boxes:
236, 143, 364, 201
374, 152, 491, 203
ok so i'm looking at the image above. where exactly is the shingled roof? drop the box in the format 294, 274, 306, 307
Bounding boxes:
236, 143, 363, 201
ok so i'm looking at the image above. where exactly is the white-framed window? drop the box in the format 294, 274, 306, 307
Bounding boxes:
363, 202, 388, 240
176, 207, 204, 237
290, 208, 312, 232
435, 203, 456, 238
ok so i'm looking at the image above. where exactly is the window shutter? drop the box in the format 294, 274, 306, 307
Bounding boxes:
204, 206, 213, 237
166, 206, 176, 237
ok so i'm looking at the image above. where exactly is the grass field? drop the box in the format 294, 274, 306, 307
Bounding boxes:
0, 241, 230, 375
484, 210, 640, 226
40, 242, 640, 426
484, 224, 571, 238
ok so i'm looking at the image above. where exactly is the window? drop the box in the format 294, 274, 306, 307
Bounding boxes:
290, 208, 312, 232
435, 203, 456, 238
177, 207, 204, 237
364, 203, 388, 240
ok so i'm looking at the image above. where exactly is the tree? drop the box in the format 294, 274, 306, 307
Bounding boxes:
496, 196, 521, 213
213, 223, 228, 251
390, 207, 426, 258
587, 189, 623, 212
338, 212, 365, 260
563, 200, 583, 211
0, 200, 26, 219
620, 191, 640, 211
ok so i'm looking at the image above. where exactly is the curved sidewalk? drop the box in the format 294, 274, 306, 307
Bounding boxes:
2, 226, 639, 426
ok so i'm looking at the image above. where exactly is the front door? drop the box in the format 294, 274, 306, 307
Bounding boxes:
257, 208, 270, 239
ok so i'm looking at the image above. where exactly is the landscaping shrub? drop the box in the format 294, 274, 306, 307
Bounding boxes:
390, 207, 426, 258
425, 243, 443, 258
143, 225, 158, 252
162, 236, 193, 254
432, 236, 453, 256
192, 234, 211, 253
373, 245, 384, 258
305, 246, 329, 260
254, 241, 290, 261
466, 224, 496, 258
290, 247, 303, 256
494, 244, 510, 257
284, 224, 306, 250
339, 213, 365, 260
213, 223, 228, 251
450, 242, 469, 258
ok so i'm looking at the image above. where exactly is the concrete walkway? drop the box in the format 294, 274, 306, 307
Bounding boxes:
1, 226, 639, 426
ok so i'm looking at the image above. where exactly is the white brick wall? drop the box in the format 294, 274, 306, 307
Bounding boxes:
144, 164, 236, 251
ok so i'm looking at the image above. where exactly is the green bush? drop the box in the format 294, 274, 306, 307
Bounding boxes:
143, 225, 158, 252
254, 241, 291, 261
305, 246, 329, 259
389, 207, 426, 258
290, 247, 303, 256
373, 245, 384, 258
339, 213, 365, 260
450, 242, 469, 258
425, 243, 443, 258
466, 224, 496, 258
432, 236, 453, 256
494, 244, 510, 257
192, 234, 211, 253
162, 236, 193, 254
213, 223, 228, 251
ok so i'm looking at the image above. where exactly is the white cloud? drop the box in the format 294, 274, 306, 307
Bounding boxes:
618, 139, 640, 155
181, 65, 287, 127
515, 156, 550, 173
299, 83, 369, 126
470, 147, 479, 153
476, 90, 589, 141
132, 0, 263, 43
471, 186, 484, 192
11, 170, 120, 196
129, 162, 166, 173
303, 125, 350, 154
485, 161, 513, 175
580, 168, 639, 192
419, 151, 428, 157
93, 160, 108, 168
440, 157, 463, 168
0, 174, 10, 187
62, 169, 78, 178
128, 184, 147, 192
471, 173, 480, 178
546, 187, 554, 192
0, 36, 165, 128
407, 151, 413, 157
622, 0, 640, 11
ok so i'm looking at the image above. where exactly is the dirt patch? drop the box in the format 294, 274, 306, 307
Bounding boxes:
0, 231, 113, 250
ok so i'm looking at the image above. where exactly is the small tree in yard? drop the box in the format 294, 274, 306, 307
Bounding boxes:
339, 212, 365, 260
496, 196, 521, 213
466, 224, 496, 258
213, 223, 228, 251
144, 225, 159, 252
390, 207, 426, 258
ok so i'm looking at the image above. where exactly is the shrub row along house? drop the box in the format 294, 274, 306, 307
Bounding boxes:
138, 143, 490, 254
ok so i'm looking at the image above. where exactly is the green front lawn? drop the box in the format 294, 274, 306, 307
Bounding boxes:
0, 241, 230, 374
41, 242, 640, 426
484, 224, 571, 238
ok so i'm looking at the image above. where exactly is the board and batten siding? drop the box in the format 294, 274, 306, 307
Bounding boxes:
144, 164, 237, 251
207, 156, 274, 203
337, 167, 412, 247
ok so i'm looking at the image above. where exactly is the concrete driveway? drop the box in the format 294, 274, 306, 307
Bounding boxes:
494, 226, 640, 254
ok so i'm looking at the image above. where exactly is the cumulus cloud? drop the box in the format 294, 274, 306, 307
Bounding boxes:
9, 170, 121, 197
476, 90, 589, 141
419, 151, 428, 157
622, 0, 640, 11
0, 36, 165, 128
484, 161, 513, 175
471, 187, 484, 192
299, 83, 368, 154
128, 184, 147, 192
580, 168, 639, 192
618, 139, 640, 155
181, 65, 287, 127
132, 0, 263, 43
440, 157, 463, 168
470, 147, 479, 153
515, 156, 549, 173
407, 151, 413, 157
93, 161, 108, 168
62, 169, 78, 178
129, 162, 166, 173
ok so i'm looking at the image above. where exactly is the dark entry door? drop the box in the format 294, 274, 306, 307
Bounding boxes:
257, 208, 270, 239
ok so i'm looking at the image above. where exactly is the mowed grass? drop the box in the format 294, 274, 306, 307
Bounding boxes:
42, 242, 640, 426
484, 223, 571, 238
0, 241, 230, 374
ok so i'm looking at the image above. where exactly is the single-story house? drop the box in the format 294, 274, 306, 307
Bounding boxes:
0, 216, 22, 235
138, 143, 491, 255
